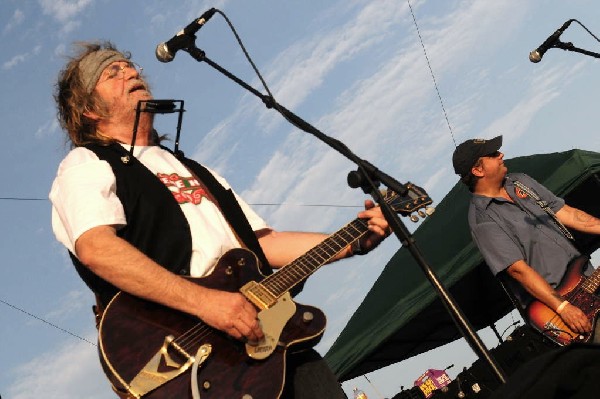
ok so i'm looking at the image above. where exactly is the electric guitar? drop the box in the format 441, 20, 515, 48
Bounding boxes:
97, 185, 432, 399
526, 255, 600, 346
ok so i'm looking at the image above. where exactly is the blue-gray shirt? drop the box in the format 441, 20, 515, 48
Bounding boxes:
468, 173, 582, 306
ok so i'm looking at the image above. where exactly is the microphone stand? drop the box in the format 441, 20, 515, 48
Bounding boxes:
552, 39, 600, 59
182, 42, 507, 385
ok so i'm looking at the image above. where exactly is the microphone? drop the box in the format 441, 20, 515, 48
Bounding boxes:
529, 19, 574, 63
156, 8, 217, 63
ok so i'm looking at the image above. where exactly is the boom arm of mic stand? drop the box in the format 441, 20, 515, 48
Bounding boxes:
553, 40, 600, 58
183, 44, 507, 384
185, 47, 410, 196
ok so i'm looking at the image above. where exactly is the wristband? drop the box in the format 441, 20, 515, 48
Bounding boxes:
556, 300, 569, 314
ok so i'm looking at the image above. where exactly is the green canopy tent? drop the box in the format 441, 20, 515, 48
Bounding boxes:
325, 149, 600, 381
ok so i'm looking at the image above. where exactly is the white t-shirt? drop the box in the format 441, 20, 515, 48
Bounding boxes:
49, 145, 269, 277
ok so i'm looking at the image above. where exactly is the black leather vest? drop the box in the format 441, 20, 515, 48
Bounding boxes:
70, 144, 271, 305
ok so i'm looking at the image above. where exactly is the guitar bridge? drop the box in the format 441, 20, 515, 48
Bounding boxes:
123, 336, 211, 398
542, 321, 582, 344
543, 321, 562, 338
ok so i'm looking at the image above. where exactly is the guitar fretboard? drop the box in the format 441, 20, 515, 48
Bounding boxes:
580, 263, 600, 293
260, 217, 369, 299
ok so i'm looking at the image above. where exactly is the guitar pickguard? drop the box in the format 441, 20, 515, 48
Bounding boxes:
246, 292, 296, 359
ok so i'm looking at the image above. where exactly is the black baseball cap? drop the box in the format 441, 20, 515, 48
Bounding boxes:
452, 135, 503, 177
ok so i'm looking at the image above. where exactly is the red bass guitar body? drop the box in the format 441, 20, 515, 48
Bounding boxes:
526, 255, 600, 346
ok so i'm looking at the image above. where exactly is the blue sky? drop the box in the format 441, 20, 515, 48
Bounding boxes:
1, 1, 600, 398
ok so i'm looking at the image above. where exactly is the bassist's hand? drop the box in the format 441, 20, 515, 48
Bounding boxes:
560, 303, 592, 334
196, 288, 264, 342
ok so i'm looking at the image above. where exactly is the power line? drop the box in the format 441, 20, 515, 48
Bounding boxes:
407, 0, 457, 147
249, 203, 361, 208
0, 297, 97, 347
0, 197, 47, 201
0, 196, 363, 208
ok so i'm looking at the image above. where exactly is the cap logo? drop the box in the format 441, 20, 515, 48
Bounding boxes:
473, 138, 486, 144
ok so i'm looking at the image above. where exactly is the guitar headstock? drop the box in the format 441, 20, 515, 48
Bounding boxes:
383, 182, 434, 222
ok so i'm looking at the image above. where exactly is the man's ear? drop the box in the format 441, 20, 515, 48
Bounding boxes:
83, 110, 100, 121
471, 163, 484, 178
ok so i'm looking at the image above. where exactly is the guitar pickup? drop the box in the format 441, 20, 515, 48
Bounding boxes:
240, 281, 277, 310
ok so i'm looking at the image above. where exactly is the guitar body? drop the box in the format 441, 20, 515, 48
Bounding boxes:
526, 255, 600, 346
98, 248, 326, 399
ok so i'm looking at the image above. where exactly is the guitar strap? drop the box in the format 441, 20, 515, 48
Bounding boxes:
512, 180, 575, 241
172, 149, 273, 276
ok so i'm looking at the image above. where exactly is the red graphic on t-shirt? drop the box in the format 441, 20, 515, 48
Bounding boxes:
515, 187, 528, 199
157, 173, 207, 205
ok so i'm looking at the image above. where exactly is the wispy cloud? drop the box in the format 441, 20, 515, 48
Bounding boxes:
38, 0, 91, 35
254, 0, 408, 134
2, 45, 42, 70
191, 1, 408, 179
38, 0, 92, 23
484, 61, 587, 147
6, 333, 112, 399
3, 9, 25, 34
43, 289, 87, 320
35, 114, 60, 139
2, 53, 27, 70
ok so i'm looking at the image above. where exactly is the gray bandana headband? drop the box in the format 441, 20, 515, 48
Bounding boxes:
79, 49, 128, 94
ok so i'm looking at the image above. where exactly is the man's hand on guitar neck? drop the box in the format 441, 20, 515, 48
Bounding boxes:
257, 199, 392, 266
354, 199, 393, 255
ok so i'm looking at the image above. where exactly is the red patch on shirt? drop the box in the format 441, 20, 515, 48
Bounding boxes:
515, 187, 528, 199
157, 173, 207, 205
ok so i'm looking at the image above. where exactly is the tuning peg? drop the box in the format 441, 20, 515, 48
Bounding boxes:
410, 214, 419, 222
417, 210, 426, 218
425, 207, 435, 216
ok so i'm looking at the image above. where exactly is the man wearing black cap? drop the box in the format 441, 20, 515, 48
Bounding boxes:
453, 136, 600, 341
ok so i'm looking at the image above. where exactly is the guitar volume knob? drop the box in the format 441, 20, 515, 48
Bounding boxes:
302, 311, 314, 323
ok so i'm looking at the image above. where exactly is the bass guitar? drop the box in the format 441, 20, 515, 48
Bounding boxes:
526, 255, 600, 346
98, 185, 433, 398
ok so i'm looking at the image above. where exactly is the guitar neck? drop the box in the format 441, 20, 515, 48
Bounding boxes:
581, 260, 600, 293
261, 217, 369, 297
